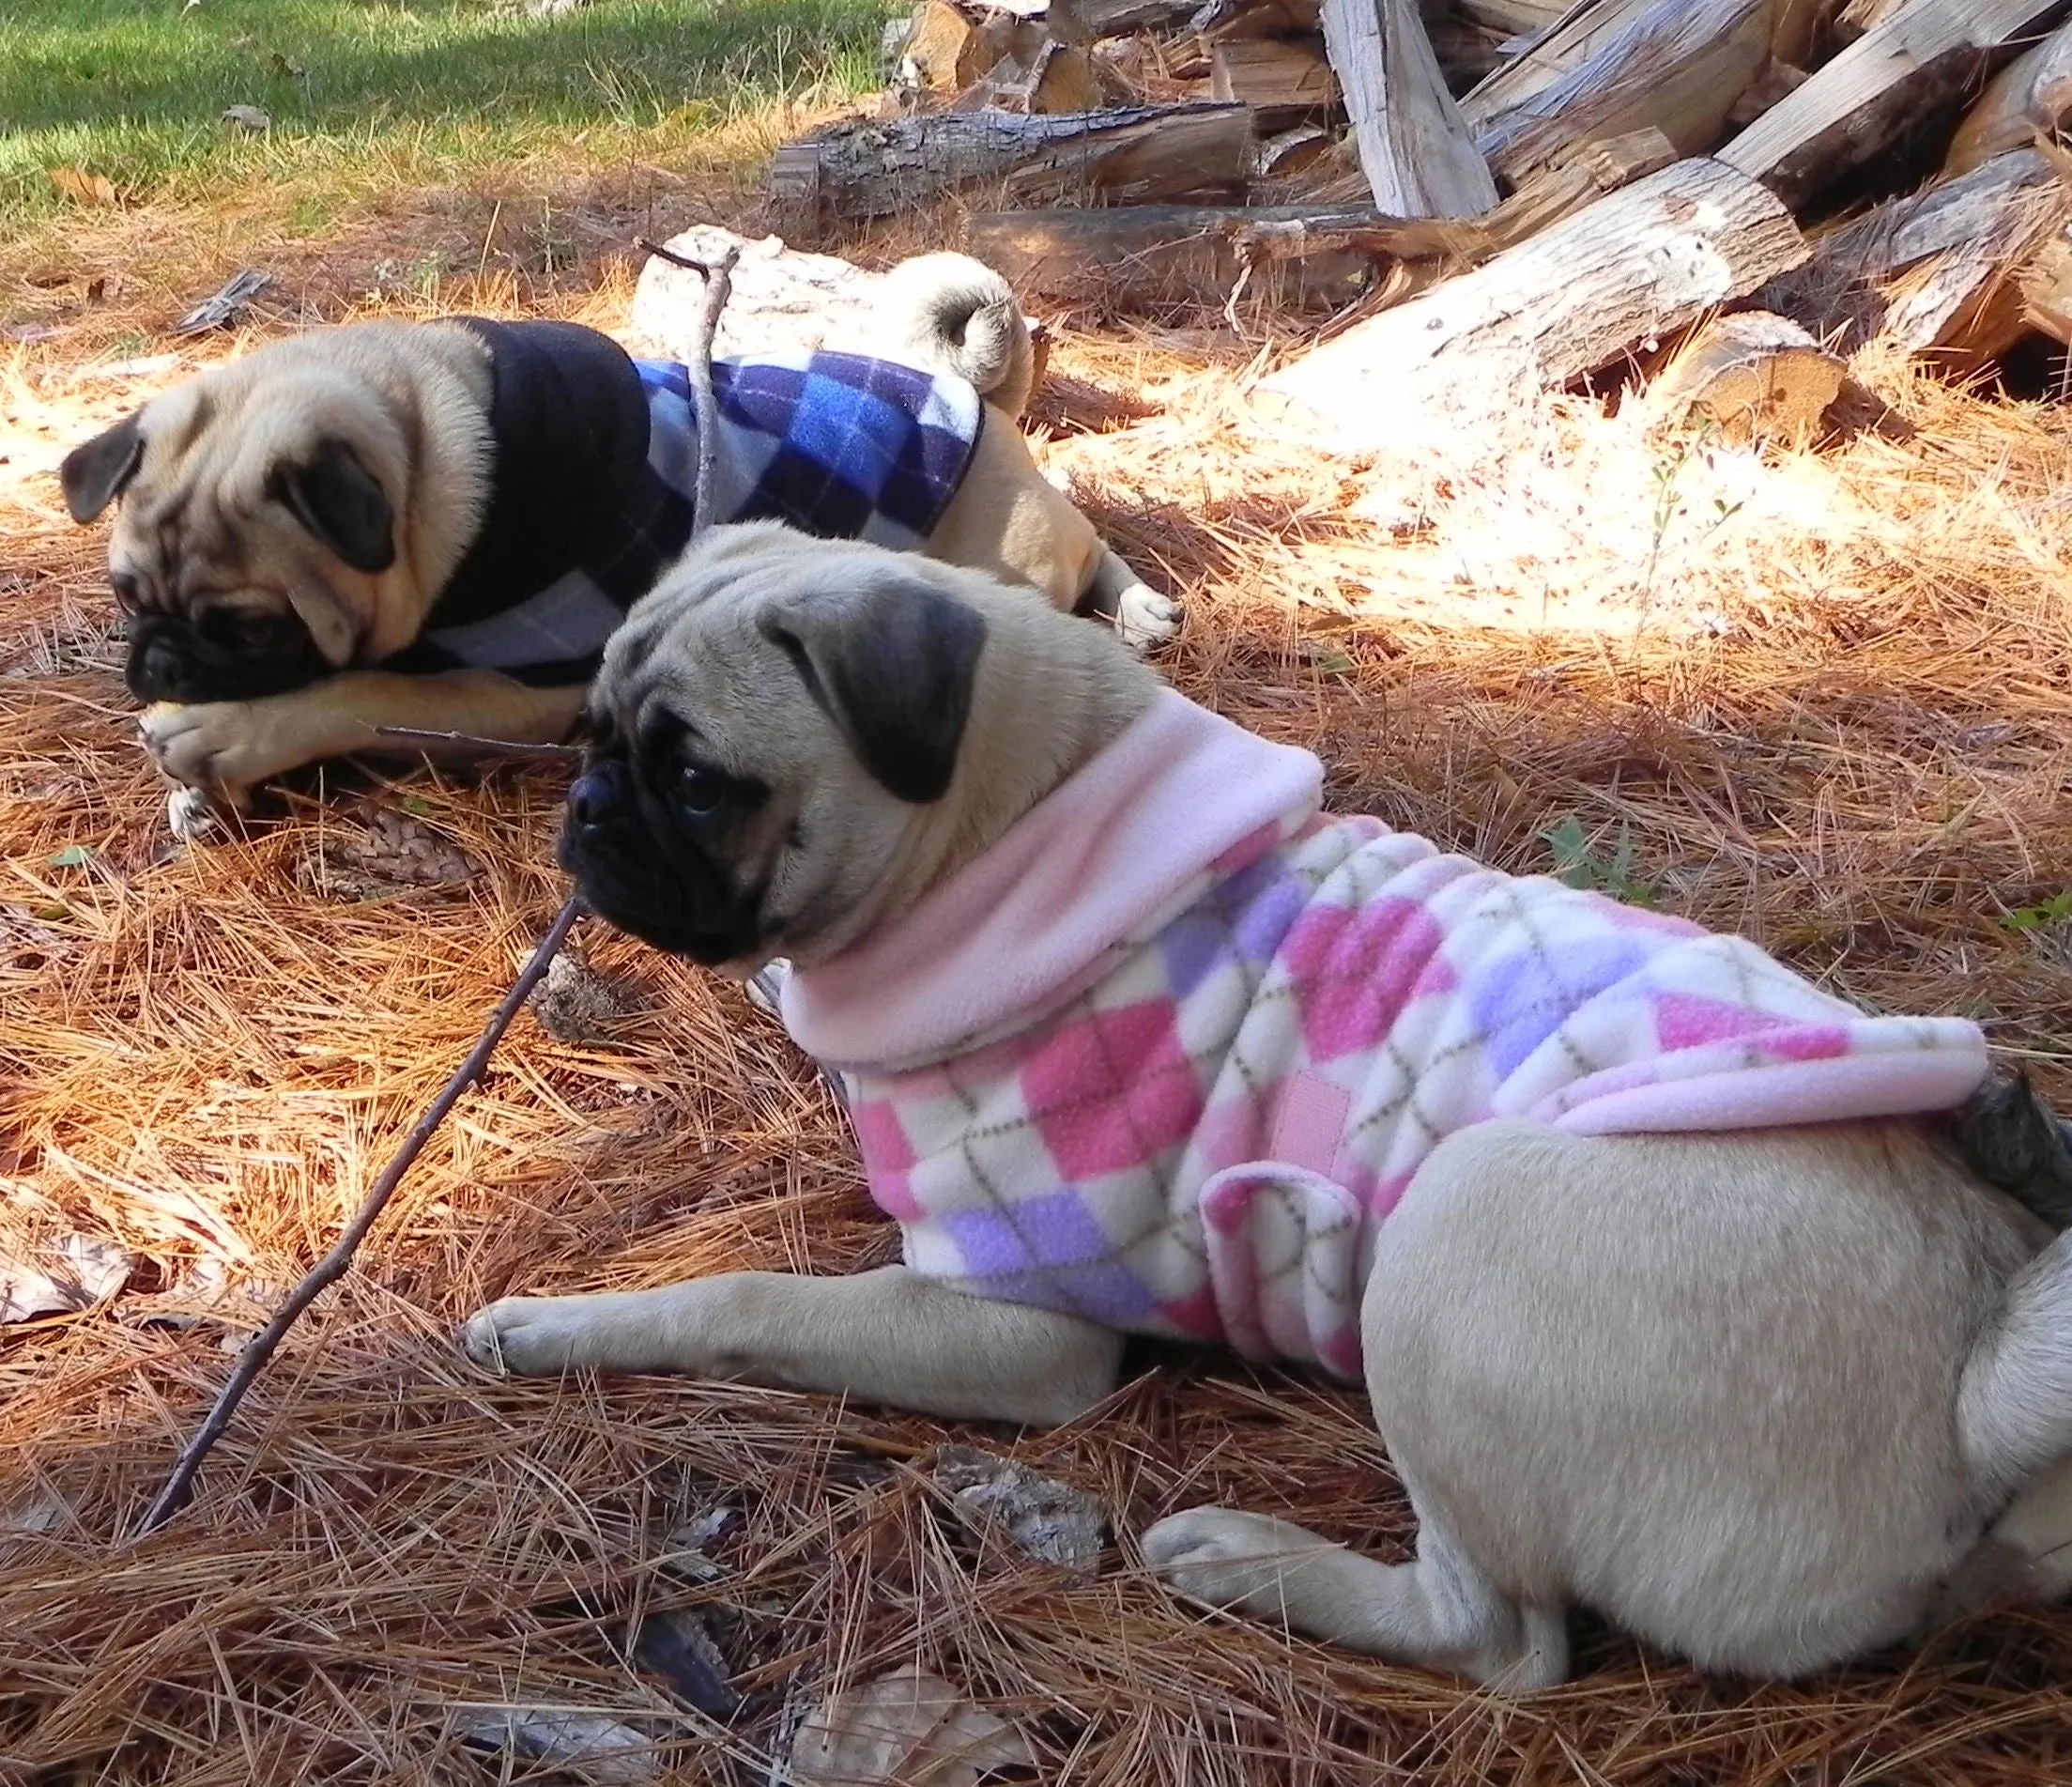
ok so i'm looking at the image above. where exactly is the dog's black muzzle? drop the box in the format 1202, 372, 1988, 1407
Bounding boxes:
560, 757, 766, 965
125, 610, 331, 704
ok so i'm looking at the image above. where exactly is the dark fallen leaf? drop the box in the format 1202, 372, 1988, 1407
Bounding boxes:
631, 1608, 740, 1718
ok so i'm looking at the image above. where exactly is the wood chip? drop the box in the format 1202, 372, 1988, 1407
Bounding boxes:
933, 1444, 1107, 1574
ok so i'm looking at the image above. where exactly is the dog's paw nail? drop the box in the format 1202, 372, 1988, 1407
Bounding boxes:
165, 787, 223, 840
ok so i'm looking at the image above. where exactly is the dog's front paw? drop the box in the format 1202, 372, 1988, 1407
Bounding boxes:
140, 701, 265, 805
1143, 1507, 1327, 1614
460, 1296, 608, 1376
1114, 583, 1183, 652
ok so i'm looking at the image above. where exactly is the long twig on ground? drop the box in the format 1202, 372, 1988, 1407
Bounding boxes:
137, 243, 748, 1533
136, 897, 582, 1536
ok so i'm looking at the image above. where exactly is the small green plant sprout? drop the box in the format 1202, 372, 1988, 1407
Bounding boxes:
1999, 890, 2072, 933
1541, 816, 1660, 907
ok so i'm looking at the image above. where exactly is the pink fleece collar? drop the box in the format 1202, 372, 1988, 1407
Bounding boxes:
782, 689, 1322, 1069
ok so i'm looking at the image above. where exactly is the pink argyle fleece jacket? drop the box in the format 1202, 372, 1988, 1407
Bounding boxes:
780, 690, 1989, 1381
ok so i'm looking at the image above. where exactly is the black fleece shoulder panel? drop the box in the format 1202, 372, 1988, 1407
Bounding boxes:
430, 317, 652, 628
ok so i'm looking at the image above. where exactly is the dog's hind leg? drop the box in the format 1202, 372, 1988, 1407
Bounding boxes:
461, 1265, 1124, 1428
1143, 1502, 1568, 1689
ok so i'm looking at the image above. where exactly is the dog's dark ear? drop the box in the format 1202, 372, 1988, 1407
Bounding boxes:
760, 571, 987, 804
271, 438, 396, 575
60, 413, 146, 523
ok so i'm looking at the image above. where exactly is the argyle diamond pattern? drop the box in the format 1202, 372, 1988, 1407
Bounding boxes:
844, 809, 1983, 1381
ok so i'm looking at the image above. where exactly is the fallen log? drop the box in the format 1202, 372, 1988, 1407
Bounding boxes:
1467, 0, 1777, 182
1211, 36, 1342, 126
1645, 310, 1850, 439
1756, 147, 2069, 362
1718, 0, 2072, 209
967, 201, 1398, 306
1321, 0, 1499, 215
1945, 16, 2072, 174
1254, 155, 1807, 447
770, 101, 1254, 224
971, 123, 1675, 309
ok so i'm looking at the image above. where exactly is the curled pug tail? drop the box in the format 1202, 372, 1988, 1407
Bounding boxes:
868, 253, 1036, 421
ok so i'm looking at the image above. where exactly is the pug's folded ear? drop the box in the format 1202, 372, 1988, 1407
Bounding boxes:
760, 568, 988, 804
60, 412, 146, 523
269, 437, 396, 576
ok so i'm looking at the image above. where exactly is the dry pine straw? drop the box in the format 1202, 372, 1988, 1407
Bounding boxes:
6, 303, 2072, 1784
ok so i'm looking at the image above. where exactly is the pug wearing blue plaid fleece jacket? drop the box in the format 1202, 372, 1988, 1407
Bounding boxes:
59, 252, 1178, 837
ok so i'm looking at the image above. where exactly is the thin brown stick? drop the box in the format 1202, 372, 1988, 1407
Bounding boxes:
138, 239, 747, 1534
370, 726, 585, 764
137, 897, 583, 1536
635, 234, 739, 535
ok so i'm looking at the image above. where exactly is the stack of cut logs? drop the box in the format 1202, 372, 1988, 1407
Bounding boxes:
759, 0, 2072, 449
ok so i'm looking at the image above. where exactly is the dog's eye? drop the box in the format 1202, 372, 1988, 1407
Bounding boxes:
678, 765, 729, 818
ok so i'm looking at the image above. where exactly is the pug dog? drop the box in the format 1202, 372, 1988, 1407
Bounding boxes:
463, 523, 2072, 1688
58, 253, 1179, 837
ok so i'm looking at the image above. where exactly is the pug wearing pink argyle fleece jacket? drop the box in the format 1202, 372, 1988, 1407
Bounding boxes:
468, 522, 2072, 1690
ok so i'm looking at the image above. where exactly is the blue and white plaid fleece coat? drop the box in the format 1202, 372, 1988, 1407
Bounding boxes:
384, 317, 985, 688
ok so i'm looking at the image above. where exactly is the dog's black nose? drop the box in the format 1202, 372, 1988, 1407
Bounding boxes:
567, 765, 622, 830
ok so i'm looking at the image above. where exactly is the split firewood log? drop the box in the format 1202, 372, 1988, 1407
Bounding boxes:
1719, 0, 2071, 209
1466, 0, 1777, 184
1756, 146, 2069, 363
1210, 36, 1342, 127
1945, 16, 2072, 175
1254, 155, 1807, 447
1646, 310, 1852, 440
1320, 0, 1500, 215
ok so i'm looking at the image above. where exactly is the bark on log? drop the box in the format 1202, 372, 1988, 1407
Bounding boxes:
1945, 16, 2072, 174
1467, 0, 1777, 183
1321, 0, 1500, 214
1211, 36, 1343, 126
1756, 147, 2068, 361
770, 102, 1254, 223
1645, 310, 1849, 439
1718, 0, 2072, 209
1254, 155, 1807, 446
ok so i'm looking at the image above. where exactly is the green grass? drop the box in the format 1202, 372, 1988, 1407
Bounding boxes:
0, 0, 883, 232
